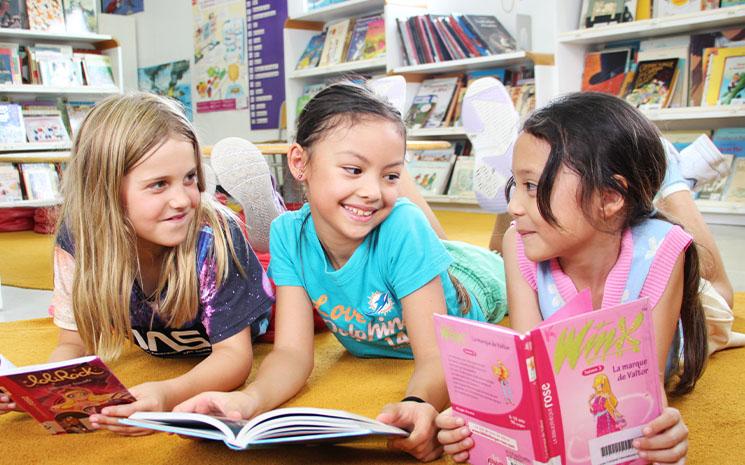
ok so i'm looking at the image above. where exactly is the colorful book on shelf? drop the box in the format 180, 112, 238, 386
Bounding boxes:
407, 159, 455, 196
713, 127, 745, 159
361, 17, 385, 60
582, 0, 628, 28
443, 15, 478, 59
724, 157, 745, 203
624, 58, 679, 110
717, 55, 745, 105
35, 50, 84, 87
434, 291, 663, 465
295, 32, 326, 70
704, 46, 745, 106
25, 0, 66, 33
721, 0, 745, 6
80, 53, 115, 87
0, 355, 134, 434
455, 15, 491, 57
18, 163, 61, 200
0, 44, 22, 85
446, 156, 476, 197
120, 407, 407, 450
0, 103, 26, 144
422, 15, 449, 62
404, 95, 436, 130
413, 76, 461, 129
689, 32, 719, 107
637, 36, 689, 107
652, 0, 702, 17
0, 0, 29, 28
345, 14, 380, 62
318, 18, 351, 67
697, 154, 735, 201
461, 14, 517, 55
63, 101, 95, 137
62, 0, 98, 34
295, 82, 325, 117
0, 163, 24, 202
395, 18, 417, 66
408, 147, 456, 163
23, 113, 70, 144
581, 48, 632, 95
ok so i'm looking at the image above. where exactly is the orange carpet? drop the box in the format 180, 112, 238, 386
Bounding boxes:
0, 231, 54, 290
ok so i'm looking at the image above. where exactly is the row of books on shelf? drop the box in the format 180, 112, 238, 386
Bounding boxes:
0, 100, 93, 145
405, 68, 535, 130
0, 0, 97, 34
581, 26, 745, 109
579, 0, 744, 29
407, 145, 475, 199
295, 13, 385, 71
396, 13, 517, 66
0, 162, 63, 203
0, 41, 115, 88
665, 127, 745, 203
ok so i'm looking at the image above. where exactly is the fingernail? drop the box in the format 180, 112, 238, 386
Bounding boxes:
460, 427, 470, 435
632, 439, 640, 448
90, 415, 99, 422
638, 451, 647, 459
456, 417, 464, 426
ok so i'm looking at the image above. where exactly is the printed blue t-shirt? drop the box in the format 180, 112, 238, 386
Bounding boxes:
268, 198, 483, 359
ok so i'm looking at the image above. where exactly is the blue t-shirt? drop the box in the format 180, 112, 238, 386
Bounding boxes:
53, 219, 274, 358
268, 198, 484, 359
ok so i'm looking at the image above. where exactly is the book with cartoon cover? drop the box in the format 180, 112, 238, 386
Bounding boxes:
0, 355, 135, 434
25, 0, 66, 33
435, 291, 663, 465
624, 58, 679, 110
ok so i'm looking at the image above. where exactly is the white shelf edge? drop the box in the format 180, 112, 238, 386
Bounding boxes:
558, 6, 745, 45
408, 127, 467, 138
422, 194, 479, 206
642, 105, 745, 122
0, 143, 71, 152
0, 27, 112, 43
392, 51, 529, 75
0, 84, 120, 96
0, 198, 62, 209
290, 0, 384, 22
289, 57, 386, 78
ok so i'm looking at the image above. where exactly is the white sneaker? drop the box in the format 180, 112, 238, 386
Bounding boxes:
679, 134, 732, 190
211, 137, 286, 253
368, 75, 407, 116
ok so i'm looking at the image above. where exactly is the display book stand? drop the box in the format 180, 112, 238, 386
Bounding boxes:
0, 27, 123, 209
283, 0, 555, 211
554, 4, 745, 226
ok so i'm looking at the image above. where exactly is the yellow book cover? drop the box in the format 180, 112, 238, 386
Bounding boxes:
704, 46, 745, 106
636, 0, 651, 20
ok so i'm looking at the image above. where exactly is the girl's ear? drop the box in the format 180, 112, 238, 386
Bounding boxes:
600, 175, 627, 218
286, 143, 308, 181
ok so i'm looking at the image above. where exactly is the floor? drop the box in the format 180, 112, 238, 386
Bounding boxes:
1, 223, 743, 323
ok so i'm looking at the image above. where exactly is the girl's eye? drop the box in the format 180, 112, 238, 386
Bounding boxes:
525, 182, 538, 193
149, 180, 167, 190
185, 172, 198, 184
343, 167, 362, 175
384, 173, 401, 182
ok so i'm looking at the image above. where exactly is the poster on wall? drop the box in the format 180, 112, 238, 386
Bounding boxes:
101, 0, 144, 15
192, 0, 249, 113
246, 0, 286, 130
138, 60, 193, 120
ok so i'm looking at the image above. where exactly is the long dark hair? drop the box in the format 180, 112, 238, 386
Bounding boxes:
512, 92, 707, 395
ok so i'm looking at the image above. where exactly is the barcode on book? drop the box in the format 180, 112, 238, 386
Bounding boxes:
588, 425, 643, 465
601, 439, 633, 457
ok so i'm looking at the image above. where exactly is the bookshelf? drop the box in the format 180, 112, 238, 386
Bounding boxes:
283, 0, 556, 211
0, 28, 123, 209
554, 4, 745, 226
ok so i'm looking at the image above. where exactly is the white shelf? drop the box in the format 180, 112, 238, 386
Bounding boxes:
423, 194, 479, 206
290, 0, 384, 22
392, 51, 530, 75
0, 151, 70, 162
289, 57, 386, 79
0, 198, 62, 209
696, 200, 745, 226
0, 143, 71, 152
0, 84, 120, 97
0, 28, 112, 43
408, 127, 467, 138
558, 6, 745, 45
642, 105, 745, 130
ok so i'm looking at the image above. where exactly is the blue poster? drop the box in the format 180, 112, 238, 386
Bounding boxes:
138, 60, 193, 120
246, 0, 287, 130
101, 0, 144, 15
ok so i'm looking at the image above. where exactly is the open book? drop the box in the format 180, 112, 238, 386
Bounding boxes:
0, 355, 135, 434
120, 407, 408, 450
434, 291, 663, 465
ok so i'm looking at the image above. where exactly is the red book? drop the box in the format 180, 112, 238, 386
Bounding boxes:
0, 355, 135, 434
414, 16, 435, 63
447, 16, 479, 58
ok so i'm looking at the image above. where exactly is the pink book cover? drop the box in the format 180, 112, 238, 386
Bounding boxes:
531, 297, 663, 465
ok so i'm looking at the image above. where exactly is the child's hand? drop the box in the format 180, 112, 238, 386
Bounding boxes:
435, 407, 473, 463
89, 381, 170, 436
376, 401, 442, 462
173, 390, 261, 420
633, 407, 688, 465
0, 393, 24, 415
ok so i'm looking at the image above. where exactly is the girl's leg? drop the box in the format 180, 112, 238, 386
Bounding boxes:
210, 137, 286, 253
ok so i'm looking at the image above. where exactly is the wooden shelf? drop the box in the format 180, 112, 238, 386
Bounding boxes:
0, 28, 112, 43
289, 57, 386, 79
0, 198, 62, 209
0, 143, 71, 153
0, 152, 71, 163
290, 0, 383, 22
558, 5, 745, 45
0, 84, 120, 97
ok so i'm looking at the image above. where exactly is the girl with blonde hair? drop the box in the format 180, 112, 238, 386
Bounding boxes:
0, 93, 274, 434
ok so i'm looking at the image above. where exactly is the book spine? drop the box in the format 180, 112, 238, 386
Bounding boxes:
424, 15, 450, 62
529, 328, 563, 463
407, 17, 425, 65
456, 16, 490, 56
414, 16, 435, 63
461, 15, 497, 55
432, 17, 465, 60
447, 16, 478, 58
395, 18, 413, 66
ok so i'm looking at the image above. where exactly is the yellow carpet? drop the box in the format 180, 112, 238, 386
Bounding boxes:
0, 231, 54, 290
433, 209, 495, 248
1, 297, 744, 464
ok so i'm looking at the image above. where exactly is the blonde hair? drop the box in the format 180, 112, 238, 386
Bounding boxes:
593, 374, 619, 418
59, 92, 241, 360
